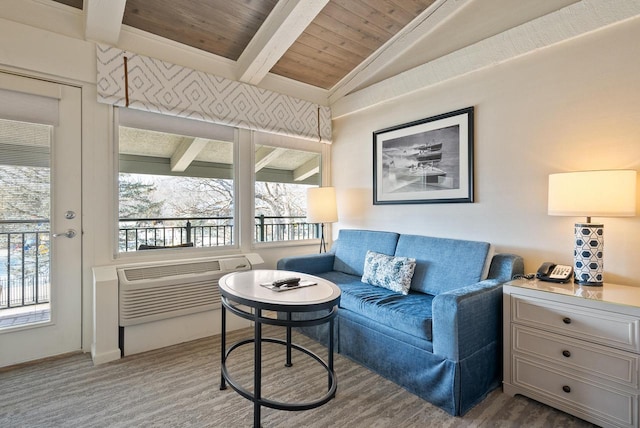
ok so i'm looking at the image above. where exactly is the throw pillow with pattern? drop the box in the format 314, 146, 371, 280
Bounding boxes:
361, 250, 416, 295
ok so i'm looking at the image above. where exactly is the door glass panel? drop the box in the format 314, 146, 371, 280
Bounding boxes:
0, 118, 51, 329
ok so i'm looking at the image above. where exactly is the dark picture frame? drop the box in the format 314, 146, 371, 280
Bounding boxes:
373, 107, 474, 205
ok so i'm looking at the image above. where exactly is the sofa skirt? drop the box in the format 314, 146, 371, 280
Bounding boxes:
338, 310, 500, 416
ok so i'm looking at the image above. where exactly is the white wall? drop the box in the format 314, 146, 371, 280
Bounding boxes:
332, 16, 640, 285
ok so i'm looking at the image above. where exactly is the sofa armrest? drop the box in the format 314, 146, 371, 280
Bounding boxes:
487, 253, 524, 282
431, 279, 503, 361
276, 253, 336, 275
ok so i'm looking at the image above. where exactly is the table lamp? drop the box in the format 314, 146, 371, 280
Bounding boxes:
307, 187, 338, 253
548, 170, 636, 285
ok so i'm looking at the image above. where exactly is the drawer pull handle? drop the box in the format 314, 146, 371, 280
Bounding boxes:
562, 317, 572, 324
562, 385, 571, 393
562, 350, 571, 358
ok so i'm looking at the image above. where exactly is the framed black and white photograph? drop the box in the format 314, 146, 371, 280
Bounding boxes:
373, 107, 474, 205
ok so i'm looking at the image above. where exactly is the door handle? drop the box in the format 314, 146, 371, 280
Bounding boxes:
53, 229, 77, 239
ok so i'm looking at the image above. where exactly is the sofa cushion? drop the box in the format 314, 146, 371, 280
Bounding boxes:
332, 229, 400, 276
361, 251, 416, 295
394, 234, 490, 295
317, 270, 434, 342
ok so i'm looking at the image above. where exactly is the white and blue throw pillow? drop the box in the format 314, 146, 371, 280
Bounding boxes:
361, 250, 416, 295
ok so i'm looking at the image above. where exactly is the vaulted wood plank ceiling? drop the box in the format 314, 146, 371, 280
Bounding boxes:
270, 0, 436, 89
54, 0, 437, 90
122, 0, 279, 62
53, 0, 584, 98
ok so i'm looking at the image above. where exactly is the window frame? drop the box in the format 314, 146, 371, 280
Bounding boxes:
251, 131, 326, 250
112, 108, 331, 257
113, 107, 238, 258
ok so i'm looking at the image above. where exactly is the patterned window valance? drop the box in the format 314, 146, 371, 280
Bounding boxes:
96, 44, 332, 143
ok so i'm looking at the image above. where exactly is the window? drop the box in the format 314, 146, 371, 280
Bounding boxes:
0, 119, 52, 312
254, 143, 322, 244
117, 109, 235, 253
116, 109, 327, 253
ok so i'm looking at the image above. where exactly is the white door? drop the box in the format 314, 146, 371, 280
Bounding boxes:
0, 73, 82, 367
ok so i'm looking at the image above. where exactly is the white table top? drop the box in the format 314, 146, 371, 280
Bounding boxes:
219, 269, 341, 306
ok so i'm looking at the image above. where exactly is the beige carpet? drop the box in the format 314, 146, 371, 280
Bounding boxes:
0, 326, 596, 428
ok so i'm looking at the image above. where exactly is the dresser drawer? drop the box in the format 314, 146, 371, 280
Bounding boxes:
513, 356, 636, 428
513, 325, 639, 388
512, 294, 640, 352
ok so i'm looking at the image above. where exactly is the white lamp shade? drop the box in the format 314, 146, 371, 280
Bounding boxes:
548, 170, 637, 217
307, 187, 338, 223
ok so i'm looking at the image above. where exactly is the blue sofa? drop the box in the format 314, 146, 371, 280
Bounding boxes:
277, 229, 523, 416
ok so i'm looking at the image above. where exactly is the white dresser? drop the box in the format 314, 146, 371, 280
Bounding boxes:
503, 279, 640, 428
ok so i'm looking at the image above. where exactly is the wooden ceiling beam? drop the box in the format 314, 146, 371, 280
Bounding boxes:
328, 0, 463, 102
84, 0, 126, 45
293, 157, 319, 181
331, 0, 636, 118
236, 0, 329, 85
170, 137, 209, 172
255, 147, 287, 172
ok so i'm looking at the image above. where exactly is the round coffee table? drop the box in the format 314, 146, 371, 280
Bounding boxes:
219, 269, 341, 428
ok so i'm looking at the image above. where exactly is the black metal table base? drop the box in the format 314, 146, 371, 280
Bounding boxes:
220, 300, 338, 428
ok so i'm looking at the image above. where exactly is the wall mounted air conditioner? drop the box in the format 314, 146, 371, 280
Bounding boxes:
117, 254, 260, 356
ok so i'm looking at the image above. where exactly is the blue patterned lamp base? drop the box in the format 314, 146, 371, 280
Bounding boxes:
574, 223, 604, 286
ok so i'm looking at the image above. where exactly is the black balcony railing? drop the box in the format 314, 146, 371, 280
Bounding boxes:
0, 220, 51, 311
119, 217, 235, 252
119, 216, 319, 251
255, 215, 318, 243
0, 216, 319, 312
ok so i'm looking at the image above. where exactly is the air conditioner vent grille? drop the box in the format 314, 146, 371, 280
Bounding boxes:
118, 256, 250, 326
120, 279, 221, 323
123, 260, 221, 281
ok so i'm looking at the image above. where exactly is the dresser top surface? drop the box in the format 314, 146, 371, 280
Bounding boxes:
505, 279, 640, 309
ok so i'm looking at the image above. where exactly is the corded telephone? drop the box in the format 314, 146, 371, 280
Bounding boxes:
536, 262, 573, 283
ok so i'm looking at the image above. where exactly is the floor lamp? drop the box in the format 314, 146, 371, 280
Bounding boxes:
307, 187, 338, 253
548, 170, 636, 285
